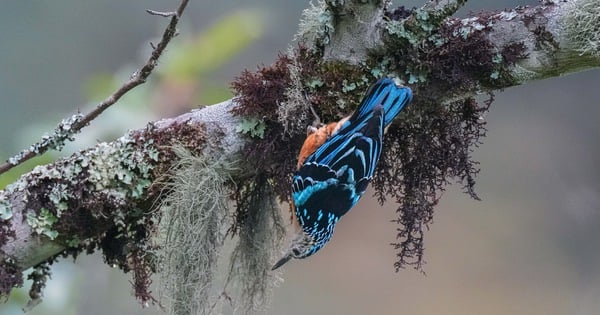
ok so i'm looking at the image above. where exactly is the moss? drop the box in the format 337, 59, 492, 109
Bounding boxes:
156, 148, 233, 314
366, 6, 531, 270
229, 27, 507, 270
229, 53, 298, 203
140, 121, 208, 188
378, 11, 528, 93
563, 0, 600, 57
21, 134, 158, 242
295, 0, 334, 50
308, 59, 371, 117
228, 175, 284, 313
26, 263, 51, 306
3, 131, 160, 303
0, 195, 16, 250
0, 258, 22, 298
372, 95, 490, 270
0, 119, 210, 304
532, 25, 559, 51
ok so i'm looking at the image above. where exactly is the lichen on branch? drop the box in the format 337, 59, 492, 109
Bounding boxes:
1, 0, 600, 311
0, 119, 210, 304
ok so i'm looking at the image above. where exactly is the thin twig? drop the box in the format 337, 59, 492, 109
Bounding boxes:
146, 9, 177, 17
0, 0, 190, 176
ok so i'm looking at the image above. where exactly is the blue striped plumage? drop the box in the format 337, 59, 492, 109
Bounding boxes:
272, 78, 412, 270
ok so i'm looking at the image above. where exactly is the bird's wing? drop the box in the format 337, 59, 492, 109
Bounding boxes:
294, 105, 384, 221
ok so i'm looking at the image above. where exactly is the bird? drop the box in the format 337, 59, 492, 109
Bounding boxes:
272, 78, 413, 270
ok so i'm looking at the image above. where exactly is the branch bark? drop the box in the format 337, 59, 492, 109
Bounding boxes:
0, 101, 240, 271
1, 0, 599, 302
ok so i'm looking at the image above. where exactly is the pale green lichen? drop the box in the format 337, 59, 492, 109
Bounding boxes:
563, 0, 600, 57
26, 208, 58, 240
0, 196, 11, 220
48, 183, 69, 215
235, 118, 267, 139
306, 78, 324, 89
1, 128, 161, 307
406, 65, 428, 84
7, 114, 84, 166
384, 6, 450, 45
416, 9, 434, 32
385, 19, 420, 45
454, 17, 487, 39
341, 80, 357, 93
65, 236, 80, 248
83, 135, 158, 198
370, 56, 392, 78
492, 53, 503, 64
335, 97, 347, 109
295, 0, 334, 48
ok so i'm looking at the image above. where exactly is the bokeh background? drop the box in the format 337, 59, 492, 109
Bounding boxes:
1, 1, 599, 314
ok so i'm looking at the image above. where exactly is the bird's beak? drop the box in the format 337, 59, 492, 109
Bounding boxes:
271, 253, 293, 270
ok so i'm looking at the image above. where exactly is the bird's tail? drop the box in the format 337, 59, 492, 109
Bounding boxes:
351, 78, 413, 127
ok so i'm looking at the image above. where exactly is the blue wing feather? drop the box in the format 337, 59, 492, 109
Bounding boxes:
351, 78, 412, 127
291, 78, 412, 256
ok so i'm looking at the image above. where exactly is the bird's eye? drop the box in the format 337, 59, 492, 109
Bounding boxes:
292, 248, 302, 257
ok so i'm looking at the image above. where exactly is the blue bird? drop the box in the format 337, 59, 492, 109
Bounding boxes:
272, 78, 413, 270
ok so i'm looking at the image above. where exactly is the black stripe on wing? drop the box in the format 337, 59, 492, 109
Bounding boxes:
305, 105, 384, 183
292, 165, 356, 220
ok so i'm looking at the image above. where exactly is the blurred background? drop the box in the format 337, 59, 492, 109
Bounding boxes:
1, 0, 599, 314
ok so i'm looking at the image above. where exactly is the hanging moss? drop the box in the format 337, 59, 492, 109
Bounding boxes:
0, 119, 212, 304
353, 5, 531, 270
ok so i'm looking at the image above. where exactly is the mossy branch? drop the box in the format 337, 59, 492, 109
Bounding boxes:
0, 0, 599, 312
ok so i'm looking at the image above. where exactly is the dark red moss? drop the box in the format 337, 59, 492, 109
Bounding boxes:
136, 121, 209, 196
532, 25, 559, 51
0, 259, 22, 298
385, 6, 414, 21
380, 7, 529, 93
130, 241, 157, 305
502, 42, 529, 65
230, 53, 293, 119
364, 6, 530, 270
372, 95, 490, 270
27, 263, 51, 302
0, 219, 16, 253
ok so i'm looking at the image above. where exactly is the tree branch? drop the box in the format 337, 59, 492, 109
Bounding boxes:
0, 99, 241, 268
0, 0, 190, 176
1, 0, 599, 309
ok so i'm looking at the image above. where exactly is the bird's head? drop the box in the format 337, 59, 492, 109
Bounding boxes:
271, 231, 318, 270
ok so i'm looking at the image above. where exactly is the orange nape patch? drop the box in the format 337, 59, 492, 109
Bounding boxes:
296, 117, 349, 170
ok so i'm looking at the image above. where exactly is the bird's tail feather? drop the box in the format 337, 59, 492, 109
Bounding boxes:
351, 78, 413, 127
